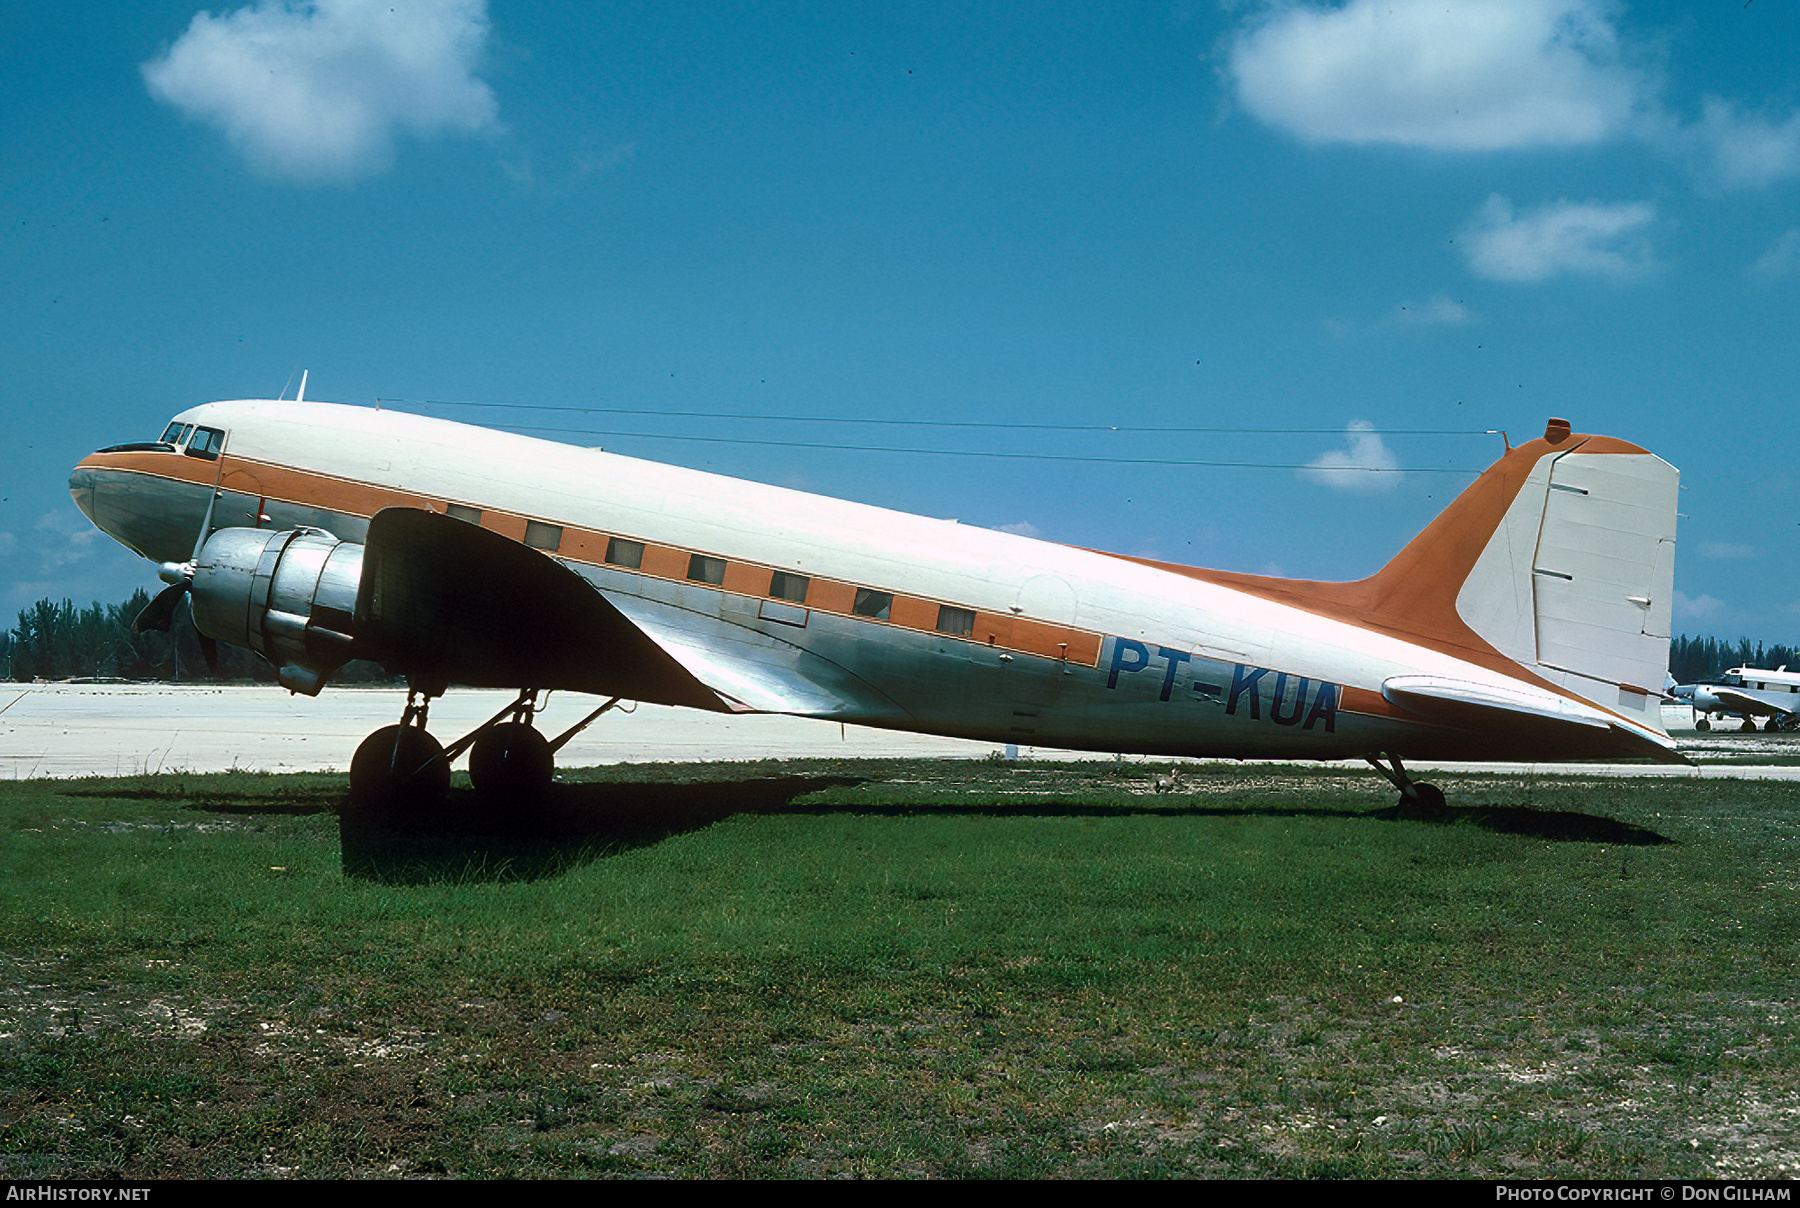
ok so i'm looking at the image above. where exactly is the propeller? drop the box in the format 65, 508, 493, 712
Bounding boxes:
132, 436, 227, 673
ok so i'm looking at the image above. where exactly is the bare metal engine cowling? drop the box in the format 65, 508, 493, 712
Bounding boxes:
188, 527, 364, 695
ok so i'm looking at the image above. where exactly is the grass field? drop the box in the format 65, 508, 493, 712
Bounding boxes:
1, 758, 1796, 1179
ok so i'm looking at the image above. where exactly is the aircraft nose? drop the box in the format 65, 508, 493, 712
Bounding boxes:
69, 463, 98, 526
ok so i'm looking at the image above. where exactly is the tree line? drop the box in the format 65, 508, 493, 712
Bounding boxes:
1667, 635, 1799, 685
6, 591, 399, 683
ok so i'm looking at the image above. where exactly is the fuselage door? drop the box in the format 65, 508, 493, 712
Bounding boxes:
1006, 573, 1079, 712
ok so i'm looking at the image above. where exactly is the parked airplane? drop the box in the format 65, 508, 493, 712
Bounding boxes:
1670, 667, 1800, 732
69, 403, 1684, 816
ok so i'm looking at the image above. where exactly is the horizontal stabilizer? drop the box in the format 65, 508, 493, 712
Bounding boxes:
1383, 675, 1687, 764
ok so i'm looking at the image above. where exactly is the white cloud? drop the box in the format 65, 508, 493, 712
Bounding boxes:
1673, 591, 1726, 622
1226, 1, 1800, 197
1687, 99, 1800, 191
1698, 542, 1756, 560
1459, 194, 1656, 283
143, 0, 499, 183
32, 510, 104, 572
993, 521, 1042, 539
1228, 0, 1642, 151
1299, 421, 1401, 493
1749, 229, 1800, 280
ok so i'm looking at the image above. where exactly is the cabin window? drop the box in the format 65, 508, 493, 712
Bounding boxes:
446, 504, 482, 524
605, 538, 644, 568
769, 571, 809, 602
936, 605, 975, 637
687, 554, 727, 585
852, 588, 893, 620
184, 426, 223, 459
524, 520, 563, 551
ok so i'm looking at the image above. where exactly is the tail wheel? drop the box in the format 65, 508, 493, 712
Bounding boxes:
1397, 781, 1447, 821
469, 721, 554, 801
350, 724, 450, 815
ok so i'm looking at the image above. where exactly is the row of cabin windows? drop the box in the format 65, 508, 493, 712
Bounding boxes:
448, 505, 564, 554
457, 510, 980, 639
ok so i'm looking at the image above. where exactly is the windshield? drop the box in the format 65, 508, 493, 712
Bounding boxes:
184, 426, 224, 459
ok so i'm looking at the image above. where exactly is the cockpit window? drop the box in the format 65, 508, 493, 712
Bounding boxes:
184, 426, 224, 460
159, 422, 185, 445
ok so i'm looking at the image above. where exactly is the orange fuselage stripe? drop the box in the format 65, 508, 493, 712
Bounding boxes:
78, 449, 1105, 668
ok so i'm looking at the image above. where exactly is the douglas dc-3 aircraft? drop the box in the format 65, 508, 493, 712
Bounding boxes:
69, 402, 1685, 816
1670, 667, 1800, 732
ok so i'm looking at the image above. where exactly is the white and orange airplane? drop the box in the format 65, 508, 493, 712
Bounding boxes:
70, 402, 1684, 814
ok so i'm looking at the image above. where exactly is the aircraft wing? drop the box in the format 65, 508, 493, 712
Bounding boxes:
1707, 686, 1795, 719
356, 508, 730, 710
357, 507, 901, 721
1382, 675, 1688, 763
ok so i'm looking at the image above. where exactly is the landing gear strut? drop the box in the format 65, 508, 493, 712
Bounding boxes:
1367, 753, 1447, 820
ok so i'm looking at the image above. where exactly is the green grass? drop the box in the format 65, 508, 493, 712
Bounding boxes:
1, 759, 1796, 1178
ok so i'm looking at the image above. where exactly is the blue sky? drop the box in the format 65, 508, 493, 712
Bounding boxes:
4, 1, 1797, 643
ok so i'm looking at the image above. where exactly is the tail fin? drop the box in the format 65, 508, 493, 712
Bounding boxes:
1435, 424, 1678, 719
1139, 420, 1679, 730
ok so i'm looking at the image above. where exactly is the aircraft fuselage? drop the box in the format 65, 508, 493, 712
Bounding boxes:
71, 400, 1682, 767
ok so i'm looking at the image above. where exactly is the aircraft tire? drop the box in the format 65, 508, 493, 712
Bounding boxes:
1696, 717, 1711, 732
1397, 781, 1448, 821
469, 721, 554, 802
349, 724, 450, 818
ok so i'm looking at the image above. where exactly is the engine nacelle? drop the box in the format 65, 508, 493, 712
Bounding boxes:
189, 527, 365, 695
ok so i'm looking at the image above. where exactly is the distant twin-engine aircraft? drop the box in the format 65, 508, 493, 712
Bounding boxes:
1670, 667, 1800, 733
70, 402, 1684, 816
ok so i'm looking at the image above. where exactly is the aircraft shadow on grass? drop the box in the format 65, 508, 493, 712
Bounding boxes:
330, 776, 1672, 885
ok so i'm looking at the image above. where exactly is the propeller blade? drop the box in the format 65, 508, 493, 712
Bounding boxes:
191, 430, 230, 562
134, 583, 188, 634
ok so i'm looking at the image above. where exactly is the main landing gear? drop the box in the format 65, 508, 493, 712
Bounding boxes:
1366, 753, 1447, 820
1695, 713, 1797, 733
347, 687, 624, 819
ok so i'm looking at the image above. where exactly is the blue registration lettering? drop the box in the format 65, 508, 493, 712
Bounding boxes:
1227, 664, 1268, 719
1303, 682, 1339, 732
1107, 639, 1151, 688
1270, 673, 1309, 726
1156, 647, 1190, 701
